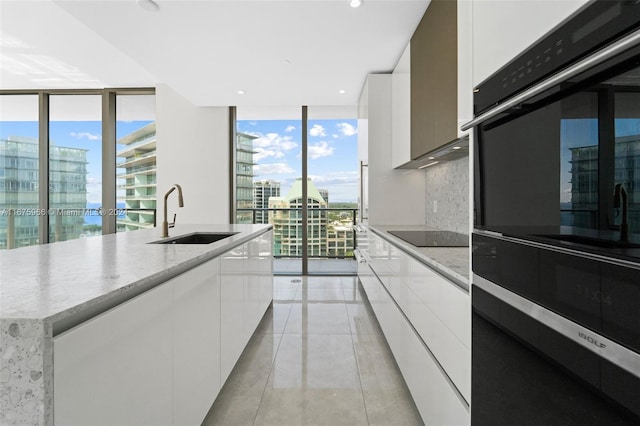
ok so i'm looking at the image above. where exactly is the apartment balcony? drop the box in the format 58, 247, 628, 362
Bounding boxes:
116, 135, 156, 157
116, 152, 156, 169
117, 167, 157, 179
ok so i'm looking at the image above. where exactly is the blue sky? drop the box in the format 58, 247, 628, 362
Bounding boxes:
1, 120, 151, 204
2, 118, 359, 205
238, 119, 359, 203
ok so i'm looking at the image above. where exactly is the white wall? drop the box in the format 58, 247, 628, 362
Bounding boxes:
472, 0, 589, 86
156, 84, 230, 225
361, 75, 426, 225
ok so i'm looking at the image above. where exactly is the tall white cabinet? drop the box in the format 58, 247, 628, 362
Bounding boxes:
359, 74, 426, 225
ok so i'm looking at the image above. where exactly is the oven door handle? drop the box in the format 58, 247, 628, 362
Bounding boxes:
461, 26, 640, 131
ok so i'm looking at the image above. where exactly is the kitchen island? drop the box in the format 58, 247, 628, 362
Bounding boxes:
0, 223, 273, 426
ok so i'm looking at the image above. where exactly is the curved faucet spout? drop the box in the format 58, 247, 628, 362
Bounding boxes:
162, 184, 185, 238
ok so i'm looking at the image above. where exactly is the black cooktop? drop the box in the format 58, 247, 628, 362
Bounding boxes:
388, 230, 469, 247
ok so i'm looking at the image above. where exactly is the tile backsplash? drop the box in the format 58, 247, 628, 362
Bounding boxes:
424, 156, 469, 234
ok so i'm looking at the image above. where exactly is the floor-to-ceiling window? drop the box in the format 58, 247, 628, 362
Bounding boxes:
235, 107, 303, 274
116, 94, 157, 232
48, 94, 102, 242
233, 106, 358, 275
0, 94, 39, 249
306, 108, 358, 275
0, 89, 155, 250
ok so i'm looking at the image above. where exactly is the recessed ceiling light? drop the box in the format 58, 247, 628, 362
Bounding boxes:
428, 156, 436, 160
137, 0, 160, 12
452, 146, 461, 150
339, 89, 346, 94
350, 0, 362, 8
237, 90, 245, 95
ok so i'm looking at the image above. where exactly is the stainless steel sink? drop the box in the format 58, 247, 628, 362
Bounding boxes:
534, 234, 640, 249
150, 232, 238, 245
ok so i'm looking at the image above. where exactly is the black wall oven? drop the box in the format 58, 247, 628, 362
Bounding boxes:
468, 1, 640, 424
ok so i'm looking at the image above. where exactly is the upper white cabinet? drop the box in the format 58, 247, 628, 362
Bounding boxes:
472, 0, 589, 86
358, 75, 426, 225
392, 44, 411, 168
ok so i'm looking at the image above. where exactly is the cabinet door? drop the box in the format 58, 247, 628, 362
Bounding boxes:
411, 0, 458, 158
54, 283, 173, 426
173, 258, 221, 426
392, 43, 411, 168
257, 231, 274, 315
245, 238, 264, 344
220, 244, 245, 384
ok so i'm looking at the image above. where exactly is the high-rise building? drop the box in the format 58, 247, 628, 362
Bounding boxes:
270, 178, 327, 257
116, 122, 157, 231
1, 136, 87, 249
318, 188, 329, 205
236, 132, 257, 223
253, 180, 280, 224
268, 178, 355, 258
569, 135, 640, 231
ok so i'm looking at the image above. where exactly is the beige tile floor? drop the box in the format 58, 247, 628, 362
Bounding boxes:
202, 276, 423, 426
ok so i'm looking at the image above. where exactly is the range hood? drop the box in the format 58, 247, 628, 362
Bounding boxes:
395, 135, 469, 169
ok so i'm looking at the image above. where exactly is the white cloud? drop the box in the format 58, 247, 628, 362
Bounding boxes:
70, 131, 100, 141
285, 125, 296, 133
336, 122, 357, 136
309, 124, 327, 137
252, 132, 297, 151
332, 134, 339, 139
308, 141, 334, 160
254, 147, 285, 162
308, 171, 358, 186
254, 163, 295, 176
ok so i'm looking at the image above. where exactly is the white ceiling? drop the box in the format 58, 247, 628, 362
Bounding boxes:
0, 0, 429, 109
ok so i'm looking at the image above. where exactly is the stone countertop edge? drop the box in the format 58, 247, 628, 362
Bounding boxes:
367, 224, 470, 293
0, 224, 272, 334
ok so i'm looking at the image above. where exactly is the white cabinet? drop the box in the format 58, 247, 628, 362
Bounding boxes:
54, 278, 174, 425
360, 230, 470, 425
220, 243, 247, 384
54, 231, 273, 426
392, 43, 411, 168
358, 75, 426, 225
173, 258, 221, 426
220, 231, 273, 385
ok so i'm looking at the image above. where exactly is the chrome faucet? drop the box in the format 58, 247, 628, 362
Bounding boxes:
162, 184, 184, 238
613, 183, 629, 242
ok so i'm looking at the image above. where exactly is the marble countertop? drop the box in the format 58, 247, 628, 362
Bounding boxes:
0, 224, 271, 327
366, 224, 470, 291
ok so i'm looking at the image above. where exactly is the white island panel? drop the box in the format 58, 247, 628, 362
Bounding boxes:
53, 280, 173, 425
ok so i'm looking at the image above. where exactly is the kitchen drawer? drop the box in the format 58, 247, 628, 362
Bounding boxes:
409, 289, 470, 401
407, 256, 470, 348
